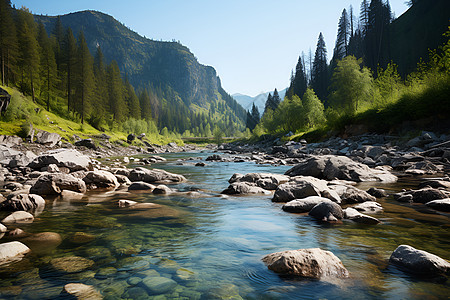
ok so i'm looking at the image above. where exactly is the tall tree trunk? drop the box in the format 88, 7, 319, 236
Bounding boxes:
47, 64, 50, 111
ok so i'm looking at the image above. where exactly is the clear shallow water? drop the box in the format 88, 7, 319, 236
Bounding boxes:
0, 151, 449, 299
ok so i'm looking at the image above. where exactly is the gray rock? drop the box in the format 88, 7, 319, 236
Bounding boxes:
282, 196, 332, 213
115, 174, 131, 185
62, 283, 102, 300
273, 176, 340, 203
0, 241, 30, 265
30, 173, 86, 195
0, 135, 22, 147
418, 180, 450, 190
353, 201, 383, 213
425, 199, 450, 212
206, 154, 222, 161
222, 182, 271, 195
28, 149, 92, 171
367, 187, 388, 198
127, 134, 136, 144
285, 155, 397, 182
343, 207, 380, 224
309, 201, 344, 222
153, 184, 173, 194
83, 170, 119, 189
394, 187, 448, 204
74, 139, 97, 150
142, 276, 177, 295
0, 223, 6, 233
35, 130, 61, 147
341, 186, 377, 204
229, 173, 289, 190
128, 167, 186, 183
262, 248, 349, 279
0, 194, 45, 212
2, 211, 34, 224
128, 181, 155, 191
389, 245, 450, 276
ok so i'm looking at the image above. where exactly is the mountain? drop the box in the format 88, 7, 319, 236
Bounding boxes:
35, 10, 246, 134
233, 88, 287, 115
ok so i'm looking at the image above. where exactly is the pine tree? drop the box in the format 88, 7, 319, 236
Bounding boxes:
16, 8, 40, 102
360, 0, 370, 36
107, 60, 127, 122
92, 46, 108, 126
272, 88, 281, 108
245, 102, 260, 131
51, 16, 65, 92
311, 32, 329, 103
264, 93, 273, 115
64, 28, 77, 112
0, 0, 18, 86
288, 55, 308, 98
139, 89, 152, 120
124, 78, 141, 119
38, 22, 57, 111
74, 31, 94, 123
334, 9, 350, 60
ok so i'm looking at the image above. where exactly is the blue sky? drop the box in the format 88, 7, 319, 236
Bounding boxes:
13, 0, 408, 96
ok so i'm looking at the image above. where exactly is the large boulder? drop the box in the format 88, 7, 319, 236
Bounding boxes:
425, 199, 450, 212
282, 196, 332, 213
394, 187, 448, 203
221, 182, 271, 195
0, 145, 36, 167
340, 186, 377, 204
2, 211, 34, 224
83, 170, 119, 189
353, 201, 383, 214
30, 173, 87, 195
309, 201, 344, 222
229, 173, 290, 190
0, 241, 30, 265
128, 181, 155, 191
273, 176, 340, 203
262, 248, 349, 279
389, 245, 450, 276
128, 167, 186, 183
62, 283, 102, 300
285, 155, 397, 182
28, 149, 92, 171
74, 139, 97, 150
0, 194, 45, 212
35, 130, 61, 147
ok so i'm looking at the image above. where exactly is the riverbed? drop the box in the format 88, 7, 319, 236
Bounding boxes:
1, 151, 449, 299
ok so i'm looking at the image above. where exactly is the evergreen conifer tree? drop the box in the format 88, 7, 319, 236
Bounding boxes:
107, 60, 127, 122
74, 31, 94, 123
0, 0, 18, 85
334, 9, 350, 60
311, 32, 329, 103
64, 28, 77, 112
37, 22, 57, 111
289, 56, 308, 98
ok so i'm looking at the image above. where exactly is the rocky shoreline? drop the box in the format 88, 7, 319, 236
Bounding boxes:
1, 130, 450, 296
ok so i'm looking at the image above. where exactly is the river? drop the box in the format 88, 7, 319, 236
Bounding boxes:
0, 151, 449, 299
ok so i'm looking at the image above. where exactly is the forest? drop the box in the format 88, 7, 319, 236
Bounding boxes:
246, 0, 450, 139
0, 1, 246, 140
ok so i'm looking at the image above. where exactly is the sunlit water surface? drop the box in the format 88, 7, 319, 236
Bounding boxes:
0, 151, 449, 299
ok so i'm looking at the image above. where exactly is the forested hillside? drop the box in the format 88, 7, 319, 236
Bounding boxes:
250, 0, 450, 138
0, 2, 246, 138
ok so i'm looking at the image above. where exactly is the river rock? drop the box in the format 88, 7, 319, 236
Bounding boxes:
68, 232, 95, 245
115, 174, 131, 185
340, 186, 377, 204
2, 211, 34, 224
74, 139, 97, 150
282, 196, 333, 213
128, 181, 155, 191
30, 173, 86, 195
229, 173, 290, 190
285, 155, 397, 182
118, 200, 137, 207
0, 223, 6, 233
153, 184, 173, 194
142, 276, 177, 295
83, 170, 119, 189
353, 201, 383, 213
50, 256, 94, 273
221, 182, 271, 195
128, 167, 186, 183
344, 207, 380, 224
394, 187, 448, 204
206, 154, 222, 161
262, 248, 349, 279
418, 180, 450, 190
28, 149, 92, 171
62, 283, 102, 300
0, 241, 30, 265
367, 187, 388, 198
0, 194, 45, 212
21, 232, 62, 253
389, 245, 450, 276
425, 199, 450, 212
309, 201, 343, 222
273, 176, 340, 203
35, 130, 61, 147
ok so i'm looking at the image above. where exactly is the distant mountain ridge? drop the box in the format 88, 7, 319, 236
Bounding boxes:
35, 10, 246, 133
233, 88, 287, 114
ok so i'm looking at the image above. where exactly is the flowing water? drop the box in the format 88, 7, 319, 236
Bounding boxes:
0, 151, 449, 299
